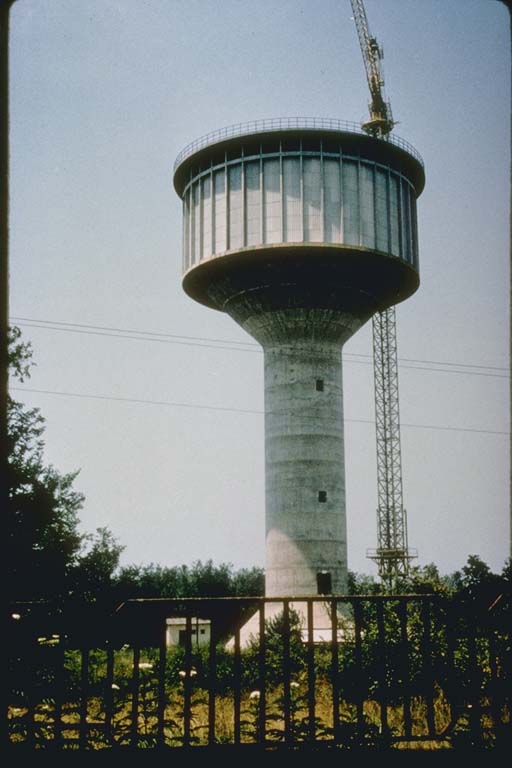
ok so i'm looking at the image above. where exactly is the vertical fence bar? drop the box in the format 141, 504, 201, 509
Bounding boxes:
398, 600, 412, 739
307, 600, 316, 742
258, 603, 266, 744
376, 600, 389, 736
353, 600, 365, 738
421, 600, 436, 737
105, 643, 114, 746
444, 598, 458, 736
131, 644, 140, 748
26, 663, 35, 748
208, 621, 216, 746
467, 623, 481, 744
331, 598, 340, 741
23, 636, 37, 749
157, 624, 167, 747
183, 615, 192, 747
282, 600, 291, 743
79, 647, 89, 750
488, 629, 502, 732
53, 636, 65, 748
233, 626, 241, 745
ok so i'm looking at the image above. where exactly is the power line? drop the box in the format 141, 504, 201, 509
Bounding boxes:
9, 386, 509, 436
346, 350, 507, 373
10, 316, 256, 348
10, 316, 509, 379
14, 322, 258, 355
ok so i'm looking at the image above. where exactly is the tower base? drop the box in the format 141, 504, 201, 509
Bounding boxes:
225, 600, 352, 650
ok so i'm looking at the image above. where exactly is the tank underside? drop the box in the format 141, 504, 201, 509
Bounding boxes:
183, 244, 419, 320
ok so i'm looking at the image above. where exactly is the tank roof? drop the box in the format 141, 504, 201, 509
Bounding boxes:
173, 117, 425, 195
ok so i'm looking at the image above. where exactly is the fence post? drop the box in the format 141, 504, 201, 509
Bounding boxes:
157, 623, 167, 747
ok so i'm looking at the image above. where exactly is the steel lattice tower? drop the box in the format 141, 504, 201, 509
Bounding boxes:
367, 306, 417, 590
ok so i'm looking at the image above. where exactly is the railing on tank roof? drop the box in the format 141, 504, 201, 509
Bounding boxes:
173, 117, 424, 172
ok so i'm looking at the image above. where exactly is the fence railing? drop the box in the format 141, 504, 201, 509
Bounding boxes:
173, 117, 424, 173
7, 594, 510, 752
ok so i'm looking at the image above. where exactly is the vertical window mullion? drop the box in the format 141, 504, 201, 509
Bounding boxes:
260, 148, 264, 243
182, 193, 188, 271
188, 186, 193, 266
320, 140, 325, 242
339, 148, 344, 243
242, 157, 246, 247
211, 168, 216, 253
411, 187, 419, 271
372, 164, 377, 249
397, 174, 403, 259
210, 166, 214, 256
409, 183, 416, 266
279, 144, 284, 242
195, 181, 200, 263
357, 158, 362, 247
199, 177, 203, 260
386, 168, 391, 254
300, 143, 305, 242
190, 184, 195, 265
225, 156, 230, 251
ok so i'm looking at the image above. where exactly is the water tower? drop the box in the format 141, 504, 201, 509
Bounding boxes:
173, 118, 424, 599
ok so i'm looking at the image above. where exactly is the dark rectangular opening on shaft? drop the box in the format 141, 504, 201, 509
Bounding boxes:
317, 571, 332, 595
316, 378, 324, 392
318, 490, 327, 503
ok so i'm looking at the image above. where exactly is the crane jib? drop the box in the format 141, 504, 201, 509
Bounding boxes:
348, 0, 394, 138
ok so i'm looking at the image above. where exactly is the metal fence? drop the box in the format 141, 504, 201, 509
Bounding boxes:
7, 594, 511, 752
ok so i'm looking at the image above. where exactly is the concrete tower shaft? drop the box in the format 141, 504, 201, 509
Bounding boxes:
173, 118, 424, 598
209, 276, 372, 598
250, 309, 359, 597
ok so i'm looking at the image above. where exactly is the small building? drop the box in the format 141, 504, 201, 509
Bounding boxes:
166, 617, 211, 648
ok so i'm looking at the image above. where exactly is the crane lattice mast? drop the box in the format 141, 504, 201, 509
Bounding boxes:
368, 307, 417, 589
349, 0, 416, 589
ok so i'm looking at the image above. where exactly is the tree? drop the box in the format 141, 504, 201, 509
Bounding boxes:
7, 326, 122, 606
71, 527, 125, 606
7, 330, 84, 602
347, 570, 382, 595
112, 559, 264, 604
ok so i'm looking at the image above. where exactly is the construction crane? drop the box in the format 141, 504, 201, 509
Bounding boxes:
349, 0, 416, 590
349, 0, 394, 138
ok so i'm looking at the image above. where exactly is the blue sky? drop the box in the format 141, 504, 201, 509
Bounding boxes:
8, 0, 510, 577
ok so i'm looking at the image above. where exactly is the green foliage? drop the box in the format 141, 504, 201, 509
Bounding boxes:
112, 559, 264, 602
242, 608, 307, 690
348, 570, 382, 595
7, 394, 84, 601
71, 527, 125, 606
8, 325, 33, 382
